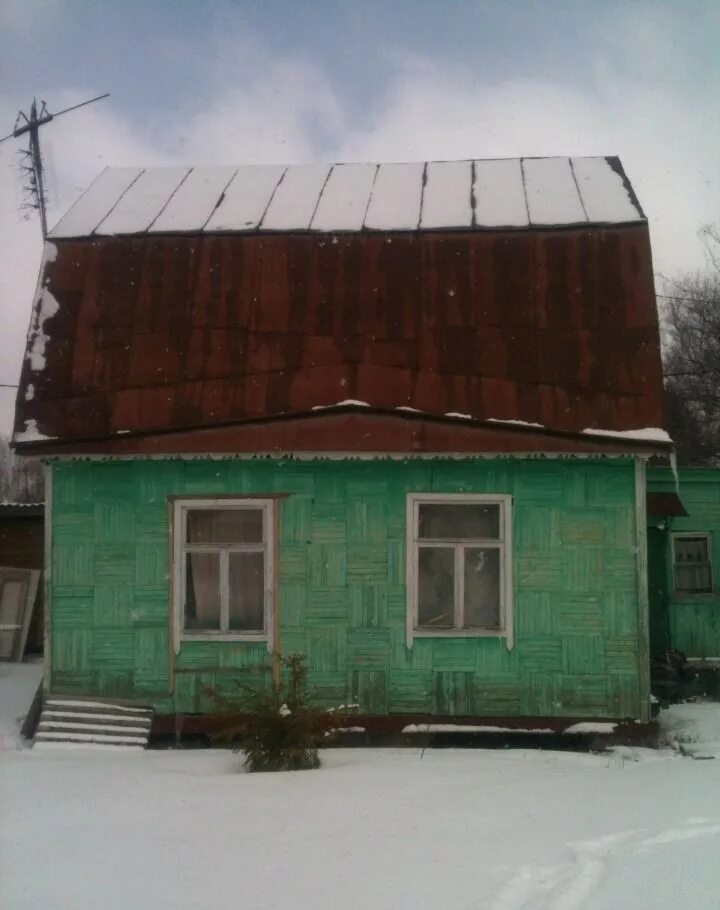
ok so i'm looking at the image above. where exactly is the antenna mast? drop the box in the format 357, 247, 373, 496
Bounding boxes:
1, 93, 110, 240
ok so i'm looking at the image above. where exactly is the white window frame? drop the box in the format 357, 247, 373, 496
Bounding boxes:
406, 493, 513, 649
671, 531, 714, 596
172, 498, 274, 648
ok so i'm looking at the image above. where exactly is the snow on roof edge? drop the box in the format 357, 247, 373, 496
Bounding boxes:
582, 427, 672, 444
47, 156, 646, 239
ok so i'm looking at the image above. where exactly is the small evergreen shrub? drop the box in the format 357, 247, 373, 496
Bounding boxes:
206, 655, 354, 772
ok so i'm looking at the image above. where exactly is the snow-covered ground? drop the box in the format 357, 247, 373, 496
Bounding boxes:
1, 664, 719, 910
0, 659, 42, 751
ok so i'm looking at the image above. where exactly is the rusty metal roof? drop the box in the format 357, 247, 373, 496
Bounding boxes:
13, 219, 668, 452
48, 157, 644, 239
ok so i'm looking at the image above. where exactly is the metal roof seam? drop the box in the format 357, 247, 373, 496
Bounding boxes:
417, 162, 428, 231
145, 166, 193, 232
308, 164, 334, 230
256, 166, 288, 230
200, 167, 240, 231
360, 163, 381, 229
518, 158, 531, 227
47, 166, 108, 238
568, 157, 590, 224
91, 167, 147, 235
470, 160, 477, 229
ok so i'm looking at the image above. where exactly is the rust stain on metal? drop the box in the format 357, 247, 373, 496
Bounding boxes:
15, 226, 666, 451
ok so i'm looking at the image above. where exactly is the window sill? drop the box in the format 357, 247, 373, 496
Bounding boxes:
672, 594, 717, 601
413, 628, 509, 638
180, 632, 268, 643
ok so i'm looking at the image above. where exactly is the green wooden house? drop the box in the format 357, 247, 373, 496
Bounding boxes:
647, 467, 720, 664
13, 158, 671, 729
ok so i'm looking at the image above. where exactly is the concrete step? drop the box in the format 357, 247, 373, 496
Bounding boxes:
42, 710, 152, 728
33, 696, 153, 750
44, 698, 152, 716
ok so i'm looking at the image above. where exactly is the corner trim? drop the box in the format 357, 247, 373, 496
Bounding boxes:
635, 457, 650, 721
42, 463, 52, 693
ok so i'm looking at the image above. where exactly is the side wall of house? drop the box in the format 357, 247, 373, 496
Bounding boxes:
648, 468, 720, 658
48, 457, 646, 719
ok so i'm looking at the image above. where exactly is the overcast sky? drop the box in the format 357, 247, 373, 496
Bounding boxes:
1, 0, 718, 433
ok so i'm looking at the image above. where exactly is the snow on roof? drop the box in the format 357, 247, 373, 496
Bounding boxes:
150, 167, 237, 233
48, 156, 645, 239
96, 167, 190, 234
205, 165, 286, 232
522, 157, 587, 225
310, 163, 378, 231
581, 427, 672, 444
474, 158, 528, 228
261, 164, 330, 231
420, 160, 473, 229
364, 162, 424, 230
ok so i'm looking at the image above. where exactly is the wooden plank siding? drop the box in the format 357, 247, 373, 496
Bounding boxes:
647, 468, 720, 658
48, 457, 647, 719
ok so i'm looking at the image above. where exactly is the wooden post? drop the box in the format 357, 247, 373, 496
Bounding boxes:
635, 457, 651, 722
42, 463, 52, 692
272, 499, 281, 690
167, 498, 175, 695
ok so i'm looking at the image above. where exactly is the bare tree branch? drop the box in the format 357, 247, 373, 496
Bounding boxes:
661, 231, 720, 464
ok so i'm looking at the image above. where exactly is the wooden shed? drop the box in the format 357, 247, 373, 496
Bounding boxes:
0, 503, 44, 655
13, 157, 670, 729
647, 468, 720, 664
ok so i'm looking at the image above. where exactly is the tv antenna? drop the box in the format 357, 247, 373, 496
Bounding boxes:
0, 93, 110, 240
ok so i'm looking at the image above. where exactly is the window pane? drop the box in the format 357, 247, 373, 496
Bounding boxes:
418, 503, 499, 540
229, 552, 265, 631
675, 537, 709, 564
185, 552, 221, 630
187, 508, 263, 544
676, 564, 712, 594
418, 547, 455, 627
463, 547, 501, 628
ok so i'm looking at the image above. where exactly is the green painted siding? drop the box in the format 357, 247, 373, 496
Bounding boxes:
49, 457, 646, 719
648, 468, 720, 658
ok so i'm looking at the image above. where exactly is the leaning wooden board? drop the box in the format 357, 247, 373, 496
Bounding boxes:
0, 567, 40, 662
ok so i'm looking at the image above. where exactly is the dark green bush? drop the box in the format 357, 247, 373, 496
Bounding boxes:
207, 654, 351, 772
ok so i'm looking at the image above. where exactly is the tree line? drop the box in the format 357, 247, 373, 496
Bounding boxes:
662, 226, 720, 465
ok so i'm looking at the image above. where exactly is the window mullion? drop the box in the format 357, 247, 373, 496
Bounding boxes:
220, 549, 229, 632
454, 544, 464, 629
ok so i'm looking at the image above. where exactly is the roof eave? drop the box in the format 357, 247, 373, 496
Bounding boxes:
11, 406, 673, 457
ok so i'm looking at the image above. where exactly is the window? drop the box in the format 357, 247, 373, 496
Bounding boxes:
673, 533, 713, 595
406, 494, 513, 644
172, 499, 274, 642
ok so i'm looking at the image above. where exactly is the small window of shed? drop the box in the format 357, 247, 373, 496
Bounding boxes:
673, 534, 713, 595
